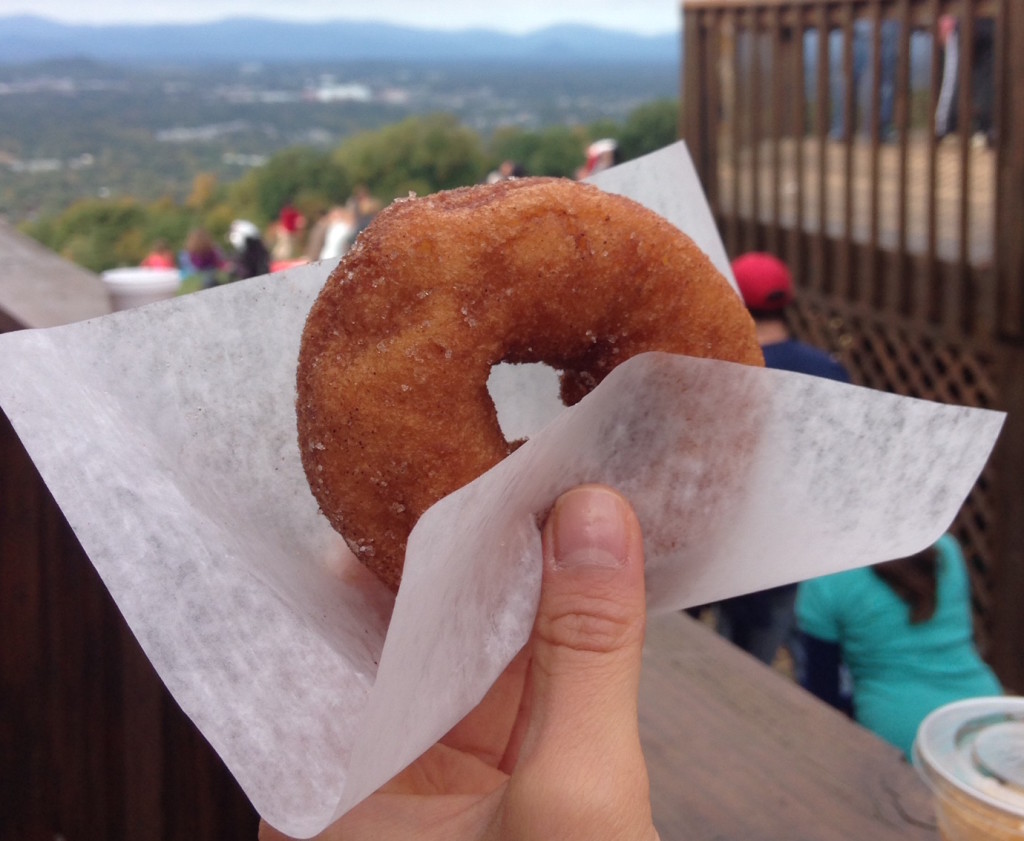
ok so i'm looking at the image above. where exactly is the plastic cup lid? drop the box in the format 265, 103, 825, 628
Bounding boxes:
913, 696, 1024, 818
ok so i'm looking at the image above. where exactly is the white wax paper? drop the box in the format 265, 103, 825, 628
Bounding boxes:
0, 143, 1004, 838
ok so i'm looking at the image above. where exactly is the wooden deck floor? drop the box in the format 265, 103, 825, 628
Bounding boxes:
717, 132, 995, 266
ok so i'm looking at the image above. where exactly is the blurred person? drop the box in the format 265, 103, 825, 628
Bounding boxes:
270, 203, 306, 262
228, 219, 271, 281
317, 205, 357, 261
179, 227, 226, 289
829, 19, 898, 142
140, 238, 177, 269
714, 252, 851, 667
576, 138, 620, 180
797, 533, 1003, 759
730, 252, 851, 382
935, 14, 995, 145
486, 159, 526, 183
258, 485, 660, 841
349, 184, 382, 238
303, 209, 331, 262
934, 15, 959, 138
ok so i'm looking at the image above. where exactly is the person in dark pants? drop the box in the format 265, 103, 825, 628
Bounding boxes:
935, 15, 995, 144
829, 19, 899, 142
228, 219, 271, 281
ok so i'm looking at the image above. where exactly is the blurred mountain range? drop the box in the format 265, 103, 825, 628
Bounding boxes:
0, 15, 680, 65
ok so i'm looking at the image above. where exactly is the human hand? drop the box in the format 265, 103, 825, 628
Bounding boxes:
260, 483, 659, 841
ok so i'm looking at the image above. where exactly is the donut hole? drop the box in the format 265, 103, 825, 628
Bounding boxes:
487, 361, 565, 444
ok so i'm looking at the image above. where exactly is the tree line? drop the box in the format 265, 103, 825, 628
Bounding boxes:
22, 100, 678, 274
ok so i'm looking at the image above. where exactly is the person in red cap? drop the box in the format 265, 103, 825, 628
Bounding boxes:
715, 252, 851, 669
731, 251, 851, 382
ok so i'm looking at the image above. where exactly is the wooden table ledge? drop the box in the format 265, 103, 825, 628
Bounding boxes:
639, 612, 938, 840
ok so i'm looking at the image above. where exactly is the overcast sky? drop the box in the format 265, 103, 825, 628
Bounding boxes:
0, 1, 681, 35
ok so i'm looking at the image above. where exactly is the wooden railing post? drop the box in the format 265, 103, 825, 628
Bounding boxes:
683, 5, 714, 195
990, 0, 1024, 692
992, 345, 1024, 692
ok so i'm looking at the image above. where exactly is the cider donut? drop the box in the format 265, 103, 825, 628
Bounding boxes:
296, 177, 762, 591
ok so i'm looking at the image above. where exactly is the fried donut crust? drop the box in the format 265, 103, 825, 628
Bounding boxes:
297, 177, 763, 591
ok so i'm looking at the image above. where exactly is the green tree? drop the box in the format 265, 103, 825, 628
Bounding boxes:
26, 198, 148, 272
617, 100, 680, 161
488, 125, 588, 178
332, 114, 487, 200
18, 98, 683, 275
23, 194, 200, 272
585, 119, 622, 148
144, 197, 194, 256
233, 147, 351, 224
186, 172, 223, 212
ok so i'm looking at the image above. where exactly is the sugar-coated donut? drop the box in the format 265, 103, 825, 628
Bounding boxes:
296, 177, 762, 591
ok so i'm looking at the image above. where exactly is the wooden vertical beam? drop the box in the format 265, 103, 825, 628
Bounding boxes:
957, 0, 977, 334
791, 4, 808, 285
705, 15, 724, 213
894, 0, 913, 317
994, 0, 1023, 340
838, 2, 855, 302
749, 6, 764, 252
682, 5, 707, 179
683, 4, 731, 252
120, 626, 167, 837
860, 0, 884, 309
991, 0, 1024, 693
730, 9, 744, 255
814, 2, 830, 295
769, 5, 783, 256
0, 408, 48, 837
926, 0, 943, 326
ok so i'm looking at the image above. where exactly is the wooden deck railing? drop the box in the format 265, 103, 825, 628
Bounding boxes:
682, 0, 1024, 691
0, 221, 259, 840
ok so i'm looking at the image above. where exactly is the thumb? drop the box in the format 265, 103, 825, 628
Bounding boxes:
520, 483, 647, 764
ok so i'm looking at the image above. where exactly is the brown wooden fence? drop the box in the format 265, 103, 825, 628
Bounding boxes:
682, 0, 1024, 690
0, 222, 260, 840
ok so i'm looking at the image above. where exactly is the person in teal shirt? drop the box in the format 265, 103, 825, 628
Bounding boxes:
796, 533, 1002, 759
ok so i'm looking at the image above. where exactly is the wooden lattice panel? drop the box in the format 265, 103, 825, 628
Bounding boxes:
787, 294, 1000, 654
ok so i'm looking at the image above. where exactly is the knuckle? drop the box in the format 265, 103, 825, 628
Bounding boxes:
537, 591, 644, 655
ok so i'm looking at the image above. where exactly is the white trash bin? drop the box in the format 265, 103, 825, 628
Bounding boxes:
101, 267, 181, 311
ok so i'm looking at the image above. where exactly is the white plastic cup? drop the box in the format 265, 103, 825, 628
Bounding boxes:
101, 267, 181, 311
913, 696, 1024, 840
